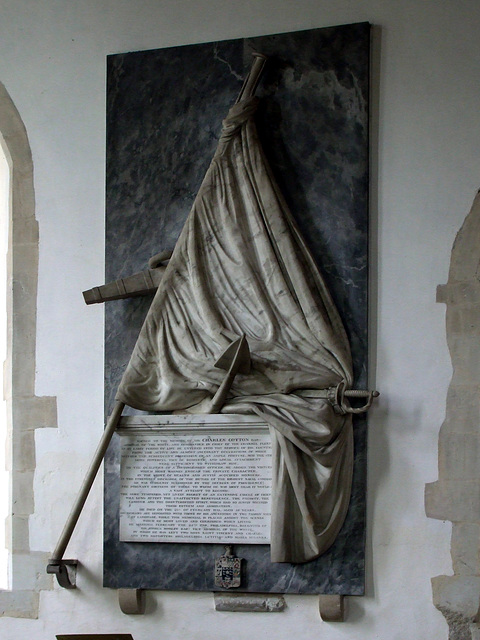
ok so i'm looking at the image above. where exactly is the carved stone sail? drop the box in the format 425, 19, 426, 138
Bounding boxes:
117, 69, 354, 563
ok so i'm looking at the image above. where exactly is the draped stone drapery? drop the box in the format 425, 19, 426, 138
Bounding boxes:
117, 95, 354, 563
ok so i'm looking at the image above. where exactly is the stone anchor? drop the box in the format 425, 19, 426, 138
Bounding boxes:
208, 333, 251, 414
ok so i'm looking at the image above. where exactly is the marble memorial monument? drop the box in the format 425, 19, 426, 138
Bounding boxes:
104, 22, 370, 594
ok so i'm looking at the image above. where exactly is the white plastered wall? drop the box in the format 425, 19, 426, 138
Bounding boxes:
0, 1, 479, 638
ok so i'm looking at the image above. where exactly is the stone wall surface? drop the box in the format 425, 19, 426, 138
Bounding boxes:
426, 190, 480, 640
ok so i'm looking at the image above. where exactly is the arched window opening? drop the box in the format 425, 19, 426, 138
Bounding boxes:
0, 81, 57, 618
0, 135, 9, 590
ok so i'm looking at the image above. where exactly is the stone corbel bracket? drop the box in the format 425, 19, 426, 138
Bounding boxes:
46, 559, 77, 589
318, 595, 345, 622
118, 589, 145, 615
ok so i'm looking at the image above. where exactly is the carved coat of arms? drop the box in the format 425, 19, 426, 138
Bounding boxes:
215, 546, 242, 589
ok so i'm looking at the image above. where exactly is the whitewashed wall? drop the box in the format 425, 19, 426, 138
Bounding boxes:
1, 1, 479, 638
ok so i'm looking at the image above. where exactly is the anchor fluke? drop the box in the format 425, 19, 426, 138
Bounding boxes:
208, 334, 251, 414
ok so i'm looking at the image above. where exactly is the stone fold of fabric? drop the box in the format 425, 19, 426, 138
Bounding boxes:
117, 96, 354, 563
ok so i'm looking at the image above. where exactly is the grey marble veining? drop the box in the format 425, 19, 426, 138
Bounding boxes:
104, 22, 370, 594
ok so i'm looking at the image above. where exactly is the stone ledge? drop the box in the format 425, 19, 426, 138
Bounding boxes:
437, 282, 480, 305
0, 589, 39, 619
13, 394, 57, 430
451, 523, 480, 576
10, 429, 35, 471
425, 480, 480, 522
214, 592, 286, 612
432, 574, 480, 620
11, 551, 52, 592
12, 217, 38, 245
438, 433, 480, 480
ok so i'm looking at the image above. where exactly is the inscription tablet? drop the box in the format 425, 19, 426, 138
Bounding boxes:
120, 430, 272, 544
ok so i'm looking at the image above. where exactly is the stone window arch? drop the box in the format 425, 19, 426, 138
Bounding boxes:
0, 81, 56, 619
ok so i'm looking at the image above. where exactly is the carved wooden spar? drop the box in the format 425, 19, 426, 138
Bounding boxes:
82, 250, 172, 304
48, 53, 378, 588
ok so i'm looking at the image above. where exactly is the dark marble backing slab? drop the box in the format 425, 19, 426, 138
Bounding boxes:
104, 22, 370, 595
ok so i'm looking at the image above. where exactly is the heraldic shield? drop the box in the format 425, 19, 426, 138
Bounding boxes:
215, 546, 243, 589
